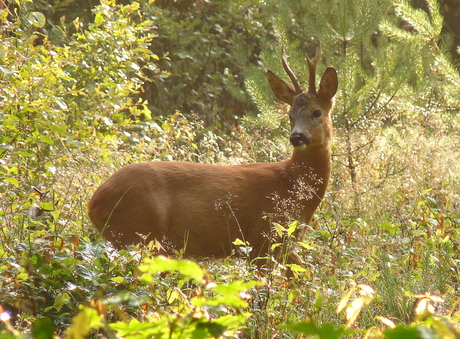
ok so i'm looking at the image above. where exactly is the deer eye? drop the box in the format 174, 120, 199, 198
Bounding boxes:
313, 110, 322, 118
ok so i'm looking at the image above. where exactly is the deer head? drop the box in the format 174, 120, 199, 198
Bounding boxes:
266, 42, 338, 150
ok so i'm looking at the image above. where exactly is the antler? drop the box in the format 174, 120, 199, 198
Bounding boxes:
281, 48, 302, 94
306, 41, 322, 94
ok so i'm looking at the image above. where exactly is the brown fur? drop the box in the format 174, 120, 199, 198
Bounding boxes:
88, 52, 338, 270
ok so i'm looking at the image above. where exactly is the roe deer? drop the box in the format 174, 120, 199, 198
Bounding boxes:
88, 43, 338, 272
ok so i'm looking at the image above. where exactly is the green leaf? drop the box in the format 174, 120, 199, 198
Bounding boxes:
29, 12, 46, 28
286, 321, 350, 339
384, 325, 424, 339
40, 135, 55, 145
94, 13, 104, 27
4, 177, 19, 187
286, 321, 321, 335
0, 9, 8, 21
32, 317, 54, 339
139, 256, 205, 282
110, 318, 159, 337
50, 211, 60, 222
40, 202, 54, 211
194, 322, 226, 338
110, 276, 125, 283
50, 124, 67, 134
212, 280, 260, 296
54, 293, 71, 312
16, 151, 34, 158
298, 241, 314, 250
66, 306, 103, 339
286, 263, 306, 273
139, 273, 153, 283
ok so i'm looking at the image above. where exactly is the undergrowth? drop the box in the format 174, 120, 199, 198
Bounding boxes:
1, 111, 460, 338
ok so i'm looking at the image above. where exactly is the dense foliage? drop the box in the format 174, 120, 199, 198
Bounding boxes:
1, 0, 460, 338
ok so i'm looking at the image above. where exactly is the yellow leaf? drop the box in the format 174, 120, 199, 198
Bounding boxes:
273, 223, 284, 237
167, 289, 179, 304
358, 284, 374, 296
66, 307, 102, 339
345, 298, 364, 327
110, 277, 124, 283
94, 13, 104, 27
233, 238, 247, 246
4, 177, 19, 187
375, 316, 396, 328
287, 221, 299, 236
337, 287, 355, 314
287, 263, 306, 272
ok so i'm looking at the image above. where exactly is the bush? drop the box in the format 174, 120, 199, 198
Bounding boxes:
139, 0, 271, 126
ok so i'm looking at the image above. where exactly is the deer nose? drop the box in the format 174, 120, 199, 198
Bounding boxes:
290, 132, 310, 148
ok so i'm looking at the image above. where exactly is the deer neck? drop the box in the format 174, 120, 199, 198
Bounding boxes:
279, 144, 331, 224
287, 143, 332, 195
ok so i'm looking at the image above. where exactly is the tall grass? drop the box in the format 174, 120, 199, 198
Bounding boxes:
1, 111, 460, 337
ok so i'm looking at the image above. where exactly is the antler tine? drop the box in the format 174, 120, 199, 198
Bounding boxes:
306, 40, 322, 94
281, 47, 302, 94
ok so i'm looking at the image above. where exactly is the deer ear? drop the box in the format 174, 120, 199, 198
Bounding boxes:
267, 70, 297, 106
318, 67, 338, 101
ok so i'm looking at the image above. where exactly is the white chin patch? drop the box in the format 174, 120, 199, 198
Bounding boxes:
293, 144, 307, 150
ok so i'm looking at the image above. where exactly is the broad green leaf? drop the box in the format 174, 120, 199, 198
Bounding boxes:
110, 318, 159, 337
66, 306, 103, 339
17, 151, 34, 158
29, 12, 46, 28
54, 293, 71, 311
139, 256, 204, 282
50, 124, 67, 134
4, 177, 19, 187
212, 280, 260, 296
110, 276, 125, 283
39, 135, 54, 145
286, 321, 349, 339
40, 202, 54, 211
286, 263, 306, 273
32, 317, 54, 339
384, 325, 423, 339
298, 241, 314, 250
139, 273, 153, 283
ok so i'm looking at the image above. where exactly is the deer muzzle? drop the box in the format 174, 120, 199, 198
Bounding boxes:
290, 132, 310, 149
